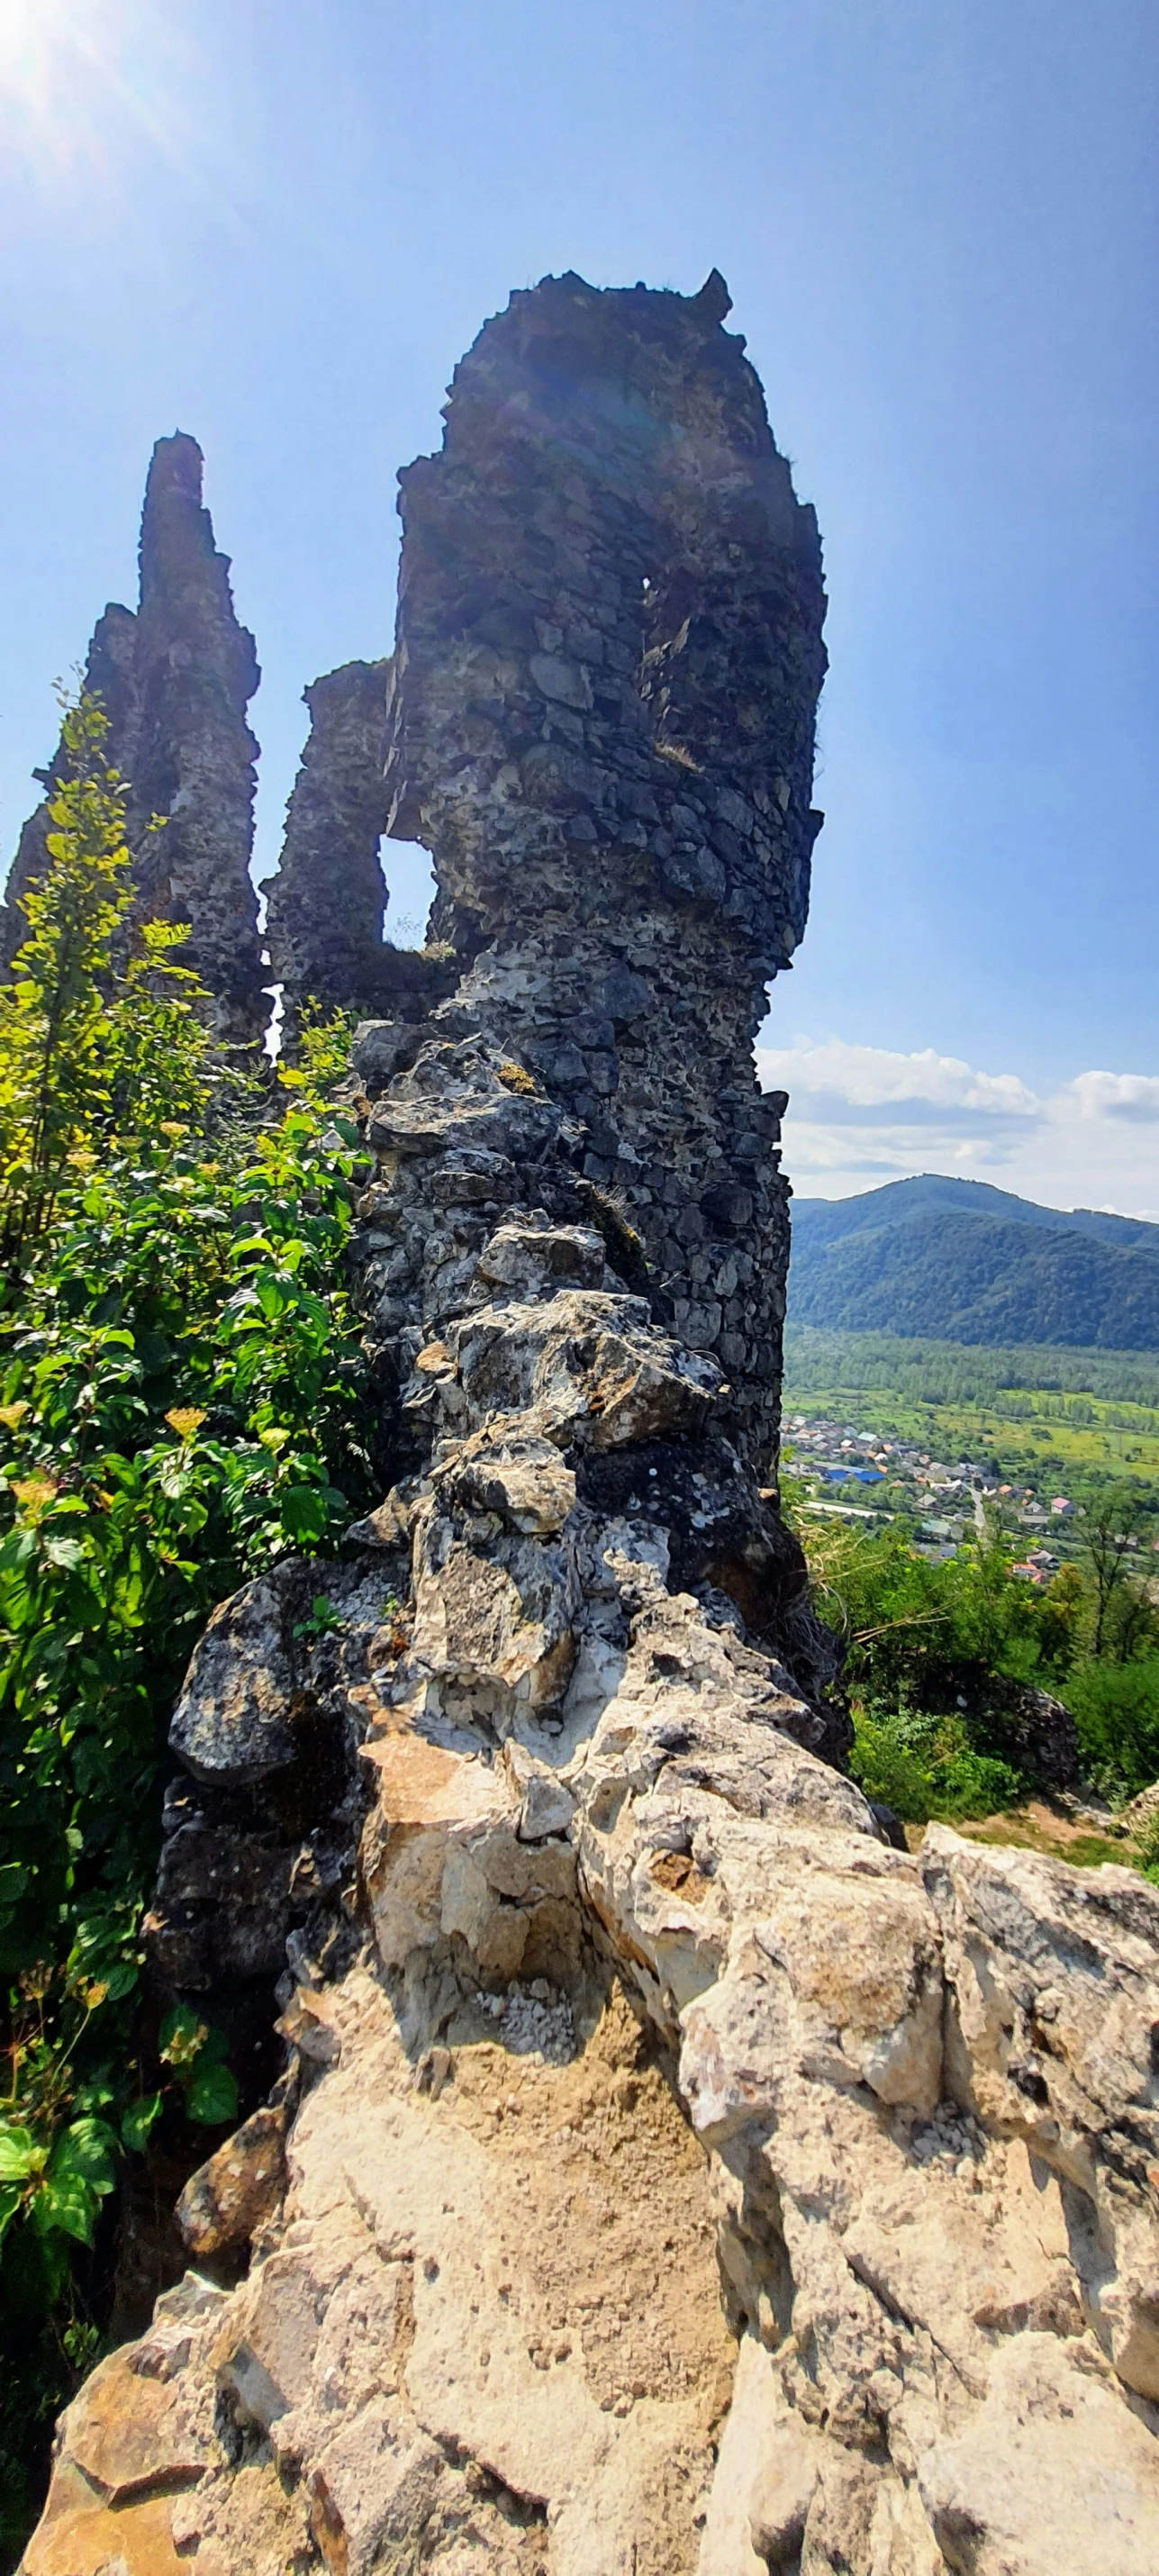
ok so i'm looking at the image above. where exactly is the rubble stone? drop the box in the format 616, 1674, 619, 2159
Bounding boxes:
177, 2105, 287, 2261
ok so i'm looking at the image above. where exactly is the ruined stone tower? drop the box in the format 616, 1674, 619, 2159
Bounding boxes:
5, 274, 826, 1477
2, 434, 267, 1045
382, 269, 827, 1474
21, 279, 1159, 2576
262, 658, 393, 1021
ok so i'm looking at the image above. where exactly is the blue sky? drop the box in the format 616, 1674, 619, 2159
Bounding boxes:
2, 1, 1156, 1210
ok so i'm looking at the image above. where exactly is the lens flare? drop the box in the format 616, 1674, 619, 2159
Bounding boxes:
0, 0, 175, 180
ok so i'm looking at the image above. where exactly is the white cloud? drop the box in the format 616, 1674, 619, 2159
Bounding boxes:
1069, 1071, 1159, 1124
756, 1039, 1040, 1128
756, 1037, 1159, 1220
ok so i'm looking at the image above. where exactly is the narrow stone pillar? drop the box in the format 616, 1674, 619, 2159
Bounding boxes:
2, 436, 267, 1046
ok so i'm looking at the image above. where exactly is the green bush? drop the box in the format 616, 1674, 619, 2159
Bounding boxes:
1135, 1809, 1159, 1886
0, 696, 373, 2528
788, 1476, 1159, 1821
849, 1699, 1022, 1824
1062, 1657, 1159, 1800
785, 1497, 1067, 1710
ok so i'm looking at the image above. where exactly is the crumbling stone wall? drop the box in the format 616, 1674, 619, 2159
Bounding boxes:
1, 601, 139, 974
383, 268, 827, 1477
2, 434, 267, 1046
263, 659, 392, 1024
264, 658, 455, 1044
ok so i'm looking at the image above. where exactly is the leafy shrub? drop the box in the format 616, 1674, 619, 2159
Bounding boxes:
787, 1501, 1064, 1710
1062, 1657, 1159, 1800
0, 697, 373, 2525
1135, 1809, 1159, 1886
849, 1699, 1022, 1825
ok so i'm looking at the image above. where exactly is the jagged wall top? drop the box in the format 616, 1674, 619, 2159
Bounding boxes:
385, 268, 826, 970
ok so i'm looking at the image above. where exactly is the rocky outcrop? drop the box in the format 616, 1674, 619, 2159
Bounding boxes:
29, 1022, 1159, 2576
20, 279, 1159, 2575
2, 434, 266, 1044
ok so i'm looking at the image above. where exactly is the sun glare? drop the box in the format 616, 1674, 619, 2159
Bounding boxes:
0, 0, 163, 177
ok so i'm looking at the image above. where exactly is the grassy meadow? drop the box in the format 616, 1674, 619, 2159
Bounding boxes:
783, 1325, 1159, 1497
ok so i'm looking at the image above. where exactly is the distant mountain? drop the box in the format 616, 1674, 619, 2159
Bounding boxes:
788, 1175, 1159, 1349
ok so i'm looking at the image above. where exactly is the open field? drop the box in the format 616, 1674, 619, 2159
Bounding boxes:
783, 1325, 1159, 1499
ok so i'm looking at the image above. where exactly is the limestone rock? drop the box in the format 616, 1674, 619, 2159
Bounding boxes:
454, 1289, 726, 1452
177, 2105, 287, 2260
32, 1982, 733, 2575
922, 1824, 1159, 2399
359, 1729, 579, 1985
148, 1556, 402, 1992
918, 2331, 1159, 2575
1123, 1777, 1159, 1834
168, 1572, 303, 1783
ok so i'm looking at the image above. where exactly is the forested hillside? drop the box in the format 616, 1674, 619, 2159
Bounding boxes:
789, 1175, 1159, 1347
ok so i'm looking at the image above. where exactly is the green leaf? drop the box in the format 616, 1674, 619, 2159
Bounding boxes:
43, 1535, 86, 1572
159, 2001, 206, 2066
48, 2119, 119, 2207
102, 1957, 140, 2003
121, 2094, 162, 2153
185, 2061, 239, 2126
279, 1485, 328, 1545
0, 2181, 23, 2243
35, 2170, 99, 2245
0, 1860, 29, 1919
0, 2125, 42, 2183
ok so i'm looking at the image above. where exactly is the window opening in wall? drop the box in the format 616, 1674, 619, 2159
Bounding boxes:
264, 982, 285, 1061
381, 837, 437, 949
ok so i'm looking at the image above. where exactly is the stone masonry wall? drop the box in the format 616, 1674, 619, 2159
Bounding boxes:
264, 658, 456, 1045
382, 268, 828, 1479
263, 660, 392, 1025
